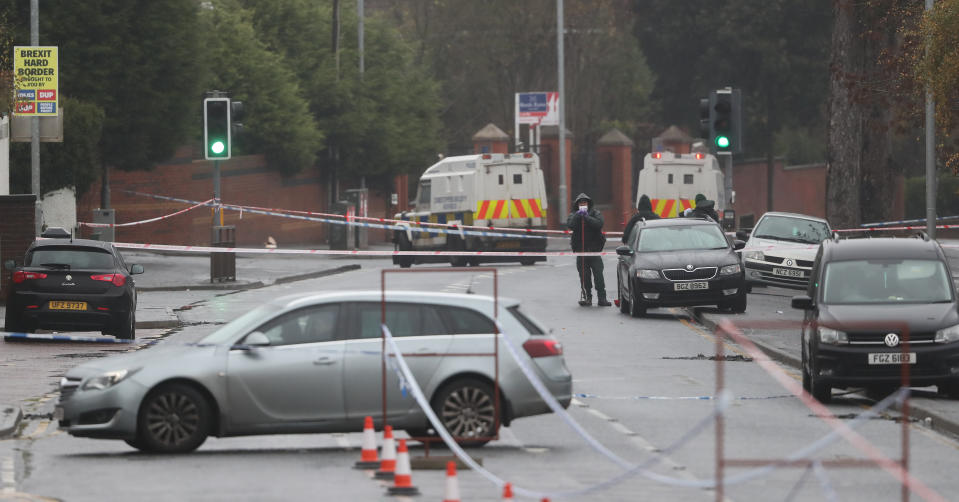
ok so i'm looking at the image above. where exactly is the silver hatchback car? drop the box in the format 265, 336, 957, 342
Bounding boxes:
56, 291, 573, 453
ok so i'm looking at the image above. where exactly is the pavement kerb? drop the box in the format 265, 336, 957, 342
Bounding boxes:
0, 404, 22, 439
136, 264, 361, 292
690, 308, 959, 440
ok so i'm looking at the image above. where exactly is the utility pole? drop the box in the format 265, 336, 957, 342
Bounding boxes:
556, 0, 568, 220
358, 0, 364, 79
925, 0, 937, 239
30, 0, 41, 233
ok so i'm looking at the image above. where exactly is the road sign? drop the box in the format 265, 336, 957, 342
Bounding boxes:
13, 46, 59, 117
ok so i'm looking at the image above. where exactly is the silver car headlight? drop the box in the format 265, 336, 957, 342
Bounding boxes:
719, 264, 741, 275
636, 269, 660, 279
743, 250, 764, 261
935, 324, 959, 344
81, 368, 140, 391
817, 327, 848, 345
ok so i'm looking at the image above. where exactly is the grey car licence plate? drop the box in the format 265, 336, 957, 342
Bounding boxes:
772, 268, 804, 278
674, 281, 708, 291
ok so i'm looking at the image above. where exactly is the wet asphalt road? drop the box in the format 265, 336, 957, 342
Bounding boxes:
2, 254, 959, 500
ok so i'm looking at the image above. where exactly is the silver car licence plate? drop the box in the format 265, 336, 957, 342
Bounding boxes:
674, 281, 708, 291
868, 352, 916, 365
772, 267, 804, 278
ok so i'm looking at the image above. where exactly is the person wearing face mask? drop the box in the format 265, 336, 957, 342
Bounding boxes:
567, 193, 610, 306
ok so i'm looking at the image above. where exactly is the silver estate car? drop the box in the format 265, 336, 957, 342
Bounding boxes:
56, 291, 572, 453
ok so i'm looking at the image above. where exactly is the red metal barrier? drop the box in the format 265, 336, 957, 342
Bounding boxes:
380, 268, 502, 454
712, 318, 946, 502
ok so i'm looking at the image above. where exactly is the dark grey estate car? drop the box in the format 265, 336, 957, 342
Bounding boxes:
616, 217, 747, 317
792, 234, 959, 403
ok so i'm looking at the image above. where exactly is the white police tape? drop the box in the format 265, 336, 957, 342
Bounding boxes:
574, 392, 794, 401
112, 241, 611, 257
2, 332, 134, 343
77, 199, 214, 228
120, 190, 559, 241
860, 214, 959, 228
123, 189, 626, 238
382, 323, 916, 498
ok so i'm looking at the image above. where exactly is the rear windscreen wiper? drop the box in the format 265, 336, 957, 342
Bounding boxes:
40, 263, 71, 270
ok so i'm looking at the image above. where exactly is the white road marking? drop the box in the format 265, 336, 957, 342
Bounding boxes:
1, 456, 14, 494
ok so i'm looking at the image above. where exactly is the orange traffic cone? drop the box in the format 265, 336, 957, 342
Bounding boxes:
374, 425, 397, 480
386, 439, 420, 496
353, 416, 380, 469
502, 482, 513, 500
443, 461, 460, 502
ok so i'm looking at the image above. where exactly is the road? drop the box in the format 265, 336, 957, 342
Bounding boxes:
2, 255, 959, 501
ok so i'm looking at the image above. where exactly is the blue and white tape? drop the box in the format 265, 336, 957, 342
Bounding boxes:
3, 332, 134, 344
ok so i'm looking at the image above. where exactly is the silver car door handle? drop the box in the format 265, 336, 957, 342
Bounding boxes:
313, 356, 337, 366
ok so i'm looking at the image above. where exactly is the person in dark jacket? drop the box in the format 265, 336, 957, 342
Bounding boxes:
622, 194, 660, 244
568, 193, 610, 306
690, 193, 720, 223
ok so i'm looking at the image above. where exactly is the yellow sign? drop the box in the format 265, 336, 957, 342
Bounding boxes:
13, 46, 59, 116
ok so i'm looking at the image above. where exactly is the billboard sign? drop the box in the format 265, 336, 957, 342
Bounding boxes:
13, 46, 59, 116
515, 92, 558, 126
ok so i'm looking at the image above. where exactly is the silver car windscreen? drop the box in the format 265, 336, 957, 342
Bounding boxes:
752, 215, 829, 244
199, 303, 279, 344
822, 259, 953, 304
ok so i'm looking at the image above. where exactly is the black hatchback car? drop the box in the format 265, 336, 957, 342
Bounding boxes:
3, 228, 143, 339
792, 234, 959, 403
616, 217, 746, 317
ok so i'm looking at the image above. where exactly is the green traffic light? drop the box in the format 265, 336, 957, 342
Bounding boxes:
715, 135, 730, 149
211, 140, 225, 155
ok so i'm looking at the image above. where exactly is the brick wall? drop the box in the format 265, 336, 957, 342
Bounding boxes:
76, 148, 393, 248
0, 194, 36, 297
730, 159, 904, 229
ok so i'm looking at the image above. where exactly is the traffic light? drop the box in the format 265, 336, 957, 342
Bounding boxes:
204, 97, 231, 160
709, 88, 742, 154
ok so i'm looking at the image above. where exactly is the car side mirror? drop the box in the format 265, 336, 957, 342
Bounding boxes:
234, 331, 271, 351
129, 264, 144, 275
791, 295, 813, 310
615, 245, 634, 256
3, 260, 15, 271
735, 230, 749, 241
733, 240, 746, 250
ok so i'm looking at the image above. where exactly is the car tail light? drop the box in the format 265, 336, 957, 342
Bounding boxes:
523, 338, 563, 358
694, 153, 705, 160
651, 152, 662, 159
90, 274, 126, 287
12, 271, 47, 283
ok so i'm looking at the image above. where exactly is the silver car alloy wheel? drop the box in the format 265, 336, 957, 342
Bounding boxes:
440, 383, 496, 438
145, 391, 202, 447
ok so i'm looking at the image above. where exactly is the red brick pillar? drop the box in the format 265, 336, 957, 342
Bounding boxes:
541, 126, 573, 229
472, 123, 510, 154
0, 194, 37, 295
597, 129, 634, 232
393, 174, 409, 213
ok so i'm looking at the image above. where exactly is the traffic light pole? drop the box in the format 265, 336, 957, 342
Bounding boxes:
213, 159, 221, 227
720, 153, 733, 209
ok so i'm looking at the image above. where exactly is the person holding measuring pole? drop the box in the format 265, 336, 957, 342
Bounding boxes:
568, 193, 610, 307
